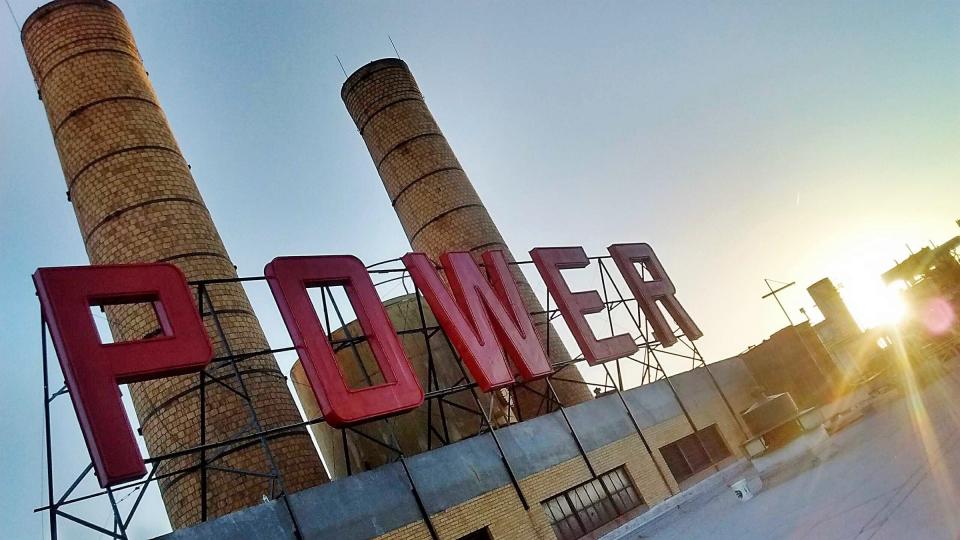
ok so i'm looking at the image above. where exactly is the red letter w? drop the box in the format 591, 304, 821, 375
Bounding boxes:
402, 250, 553, 391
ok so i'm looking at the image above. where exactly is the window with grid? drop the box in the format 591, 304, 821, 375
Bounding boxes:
541, 466, 645, 540
659, 424, 731, 483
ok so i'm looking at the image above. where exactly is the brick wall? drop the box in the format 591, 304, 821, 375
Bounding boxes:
741, 323, 841, 409
370, 417, 715, 540
341, 58, 592, 419
21, 0, 326, 528
156, 360, 755, 540
362, 361, 753, 540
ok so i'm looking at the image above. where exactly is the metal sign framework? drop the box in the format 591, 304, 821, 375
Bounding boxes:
35, 253, 747, 539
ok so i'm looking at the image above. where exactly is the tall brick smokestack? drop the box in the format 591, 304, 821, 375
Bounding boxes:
341, 58, 592, 417
22, 0, 326, 528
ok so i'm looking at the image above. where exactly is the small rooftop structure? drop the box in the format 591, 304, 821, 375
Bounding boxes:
882, 236, 960, 285
739, 323, 842, 410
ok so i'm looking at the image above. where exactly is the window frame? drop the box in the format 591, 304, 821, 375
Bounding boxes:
659, 424, 731, 483
541, 466, 645, 540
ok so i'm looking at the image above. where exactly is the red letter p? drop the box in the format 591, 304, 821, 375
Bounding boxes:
34, 264, 212, 487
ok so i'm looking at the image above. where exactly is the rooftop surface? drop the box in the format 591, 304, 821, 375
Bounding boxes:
617, 368, 960, 540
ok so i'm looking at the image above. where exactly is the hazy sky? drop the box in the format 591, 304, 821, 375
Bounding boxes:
1, 1, 958, 537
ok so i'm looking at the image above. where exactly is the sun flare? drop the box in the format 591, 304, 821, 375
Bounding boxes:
835, 278, 907, 330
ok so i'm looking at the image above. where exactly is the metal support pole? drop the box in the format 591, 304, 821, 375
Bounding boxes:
399, 455, 440, 540
543, 378, 621, 507
761, 278, 832, 391
202, 286, 285, 493
762, 279, 796, 326
470, 384, 530, 509
412, 290, 530, 509
598, 263, 703, 442
198, 370, 207, 521
330, 284, 437, 539
200, 286, 303, 539
196, 285, 208, 522
600, 364, 675, 496
105, 487, 128, 539
383, 417, 440, 540
691, 342, 750, 439
41, 312, 57, 539
123, 465, 157, 529
545, 379, 596, 476
341, 429, 352, 477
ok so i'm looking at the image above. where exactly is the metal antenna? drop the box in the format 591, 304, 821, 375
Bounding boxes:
335, 55, 347, 78
762, 278, 797, 326
4, 0, 18, 31
388, 35, 400, 58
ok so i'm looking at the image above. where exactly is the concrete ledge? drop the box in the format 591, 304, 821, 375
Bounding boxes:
154, 498, 294, 540
155, 365, 759, 540
600, 459, 753, 540
406, 434, 512, 514
288, 462, 423, 540
157, 390, 670, 540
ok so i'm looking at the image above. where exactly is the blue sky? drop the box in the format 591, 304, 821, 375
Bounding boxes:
1, 1, 958, 537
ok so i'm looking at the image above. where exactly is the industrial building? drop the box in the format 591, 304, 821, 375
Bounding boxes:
883, 236, 960, 363
159, 356, 759, 540
739, 322, 841, 410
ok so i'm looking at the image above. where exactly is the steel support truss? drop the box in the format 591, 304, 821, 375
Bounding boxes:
35, 253, 747, 539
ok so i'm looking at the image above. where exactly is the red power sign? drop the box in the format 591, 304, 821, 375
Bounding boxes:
35, 243, 698, 488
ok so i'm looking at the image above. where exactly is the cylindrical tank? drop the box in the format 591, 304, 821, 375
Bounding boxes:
808, 278, 861, 340
291, 294, 512, 478
22, 0, 326, 528
341, 58, 592, 418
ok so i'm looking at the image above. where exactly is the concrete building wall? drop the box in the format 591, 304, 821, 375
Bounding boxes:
21, 0, 326, 528
671, 357, 759, 422
340, 58, 592, 418
161, 360, 755, 540
635, 357, 756, 489
741, 323, 842, 409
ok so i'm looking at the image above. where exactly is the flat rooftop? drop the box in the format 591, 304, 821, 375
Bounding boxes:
614, 370, 960, 540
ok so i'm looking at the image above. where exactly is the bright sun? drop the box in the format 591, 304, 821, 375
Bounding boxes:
836, 278, 907, 330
